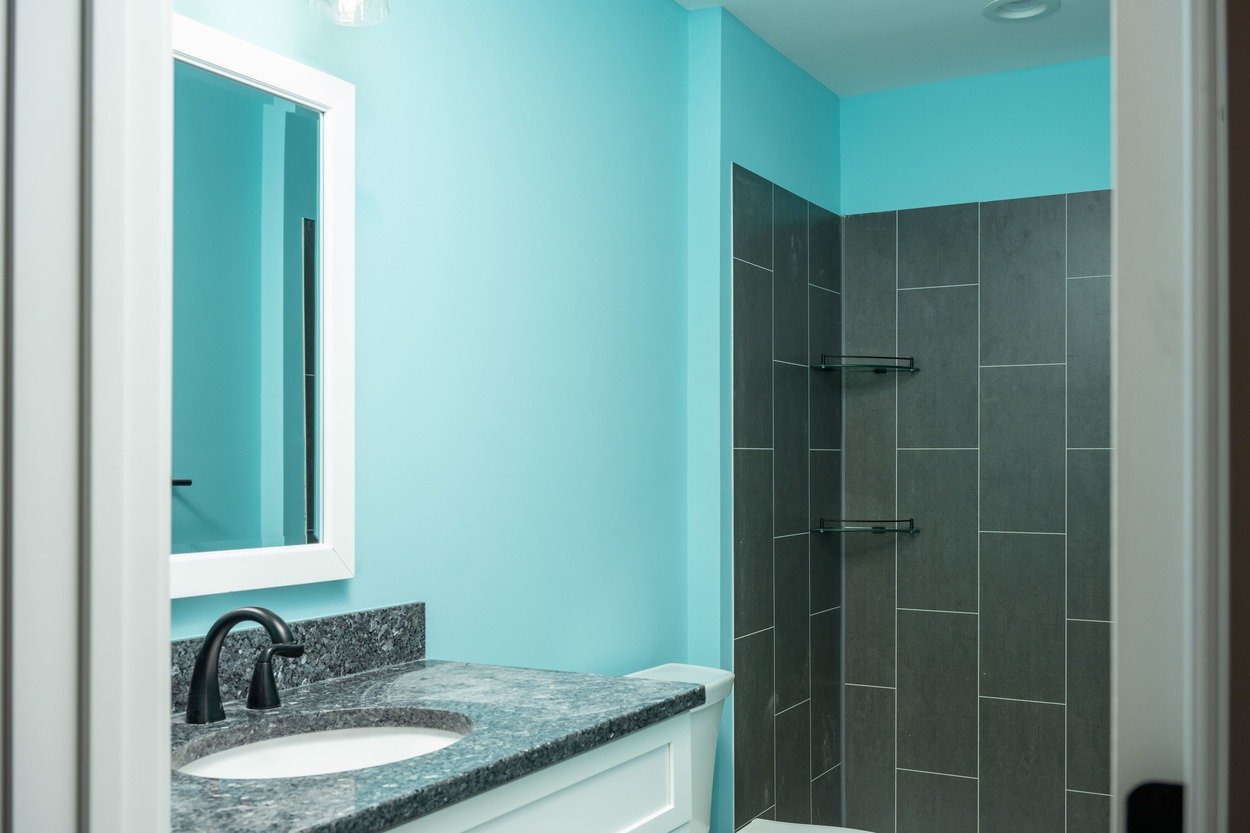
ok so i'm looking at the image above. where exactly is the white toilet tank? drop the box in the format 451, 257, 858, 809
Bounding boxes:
627, 663, 734, 833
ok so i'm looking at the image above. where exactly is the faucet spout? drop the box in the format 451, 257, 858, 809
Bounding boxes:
185, 606, 300, 724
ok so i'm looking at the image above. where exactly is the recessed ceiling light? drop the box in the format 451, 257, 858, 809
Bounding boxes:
983, 0, 1061, 21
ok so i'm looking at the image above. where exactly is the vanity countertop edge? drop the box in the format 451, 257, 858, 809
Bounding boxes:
169, 659, 705, 833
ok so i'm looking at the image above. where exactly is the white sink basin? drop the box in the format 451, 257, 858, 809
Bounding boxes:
178, 725, 466, 779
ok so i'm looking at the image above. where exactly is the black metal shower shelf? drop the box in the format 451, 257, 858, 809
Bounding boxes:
811, 354, 918, 374
811, 518, 919, 535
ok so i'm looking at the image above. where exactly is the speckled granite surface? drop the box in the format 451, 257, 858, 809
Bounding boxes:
171, 604, 425, 713
171, 660, 704, 833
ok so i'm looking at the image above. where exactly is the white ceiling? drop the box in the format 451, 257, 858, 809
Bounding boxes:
675, 0, 1110, 96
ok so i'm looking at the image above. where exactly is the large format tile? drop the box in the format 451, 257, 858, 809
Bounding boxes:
844, 532, 896, 687
809, 286, 842, 450
980, 365, 1066, 533
980, 196, 1066, 365
812, 765, 842, 826
897, 770, 978, 833
810, 204, 842, 292
898, 450, 978, 613
980, 698, 1065, 833
843, 211, 897, 357
1068, 620, 1112, 794
1068, 275, 1111, 448
809, 450, 842, 614
1068, 450, 1111, 621
733, 165, 773, 269
898, 611, 978, 777
811, 608, 842, 775
898, 203, 979, 289
1067, 190, 1112, 278
773, 362, 809, 536
775, 702, 812, 824
733, 259, 772, 449
734, 450, 773, 638
980, 532, 1066, 702
898, 285, 979, 448
843, 369, 895, 687
844, 685, 896, 833
774, 187, 810, 366
1067, 791, 1111, 833
734, 629, 775, 827
775, 534, 810, 711
844, 373, 895, 519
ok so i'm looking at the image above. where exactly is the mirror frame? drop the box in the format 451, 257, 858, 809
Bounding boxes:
170, 15, 355, 598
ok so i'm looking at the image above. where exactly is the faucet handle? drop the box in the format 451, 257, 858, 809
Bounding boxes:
267, 642, 306, 659
246, 642, 305, 711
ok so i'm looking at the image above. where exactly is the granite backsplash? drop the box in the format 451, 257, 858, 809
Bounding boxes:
170, 602, 425, 713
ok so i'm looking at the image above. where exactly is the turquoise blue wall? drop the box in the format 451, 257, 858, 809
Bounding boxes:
840, 57, 1112, 214
171, 0, 691, 681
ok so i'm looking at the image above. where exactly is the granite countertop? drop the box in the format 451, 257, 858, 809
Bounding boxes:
170, 659, 705, 833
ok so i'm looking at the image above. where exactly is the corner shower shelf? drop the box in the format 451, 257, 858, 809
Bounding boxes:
811, 518, 920, 536
811, 354, 919, 374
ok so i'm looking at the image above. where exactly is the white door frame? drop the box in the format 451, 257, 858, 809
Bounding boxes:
4, 0, 170, 830
1114, 0, 1227, 831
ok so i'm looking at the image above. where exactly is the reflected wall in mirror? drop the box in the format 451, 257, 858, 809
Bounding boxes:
171, 15, 355, 599
173, 61, 322, 554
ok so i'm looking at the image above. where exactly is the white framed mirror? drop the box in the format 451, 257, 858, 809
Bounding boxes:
170, 15, 355, 598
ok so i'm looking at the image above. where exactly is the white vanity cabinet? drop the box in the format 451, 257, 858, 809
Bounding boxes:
394, 714, 693, 833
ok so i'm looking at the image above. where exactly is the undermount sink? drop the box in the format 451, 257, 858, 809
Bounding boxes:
178, 724, 467, 780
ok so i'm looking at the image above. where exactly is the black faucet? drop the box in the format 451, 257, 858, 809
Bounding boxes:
185, 606, 306, 724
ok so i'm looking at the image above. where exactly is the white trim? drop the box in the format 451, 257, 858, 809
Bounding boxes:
169, 16, 356, 598
1114, 0, 1225, 829
84, 0, 172, 827
6, 0, 87, 826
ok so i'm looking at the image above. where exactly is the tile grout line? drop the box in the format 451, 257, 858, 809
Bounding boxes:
735, 624, 776, 642
1064, 192, 1071, 832
734, 254, 773, 273
981, 694, 1066, 707
981, 529, 1064, 536
770, 182, 778, 827
980, 362, 1065, 368
846, 682, 896, 690
898, 766, 979, 782
976, 199, 983, 833
777, 697, 811, 719
838, 213, 848, 827
894, 209, 900, 833
897, 281, 979, 291
806, 197, 813, 824
898, 607, 977, 616
814, 761, 842, 783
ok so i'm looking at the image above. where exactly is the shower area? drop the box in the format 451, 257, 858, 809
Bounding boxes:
730, 164, 1112, 832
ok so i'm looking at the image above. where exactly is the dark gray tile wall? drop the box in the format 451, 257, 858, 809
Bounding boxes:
840, 192, 1113, 832
730, 165, 842, 829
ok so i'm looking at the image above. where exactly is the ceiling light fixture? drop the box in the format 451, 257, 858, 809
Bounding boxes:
309, 0, 389, 27
982, 0, 1061, 21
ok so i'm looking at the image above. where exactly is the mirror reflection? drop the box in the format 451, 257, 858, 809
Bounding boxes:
172, 60, 321, 554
